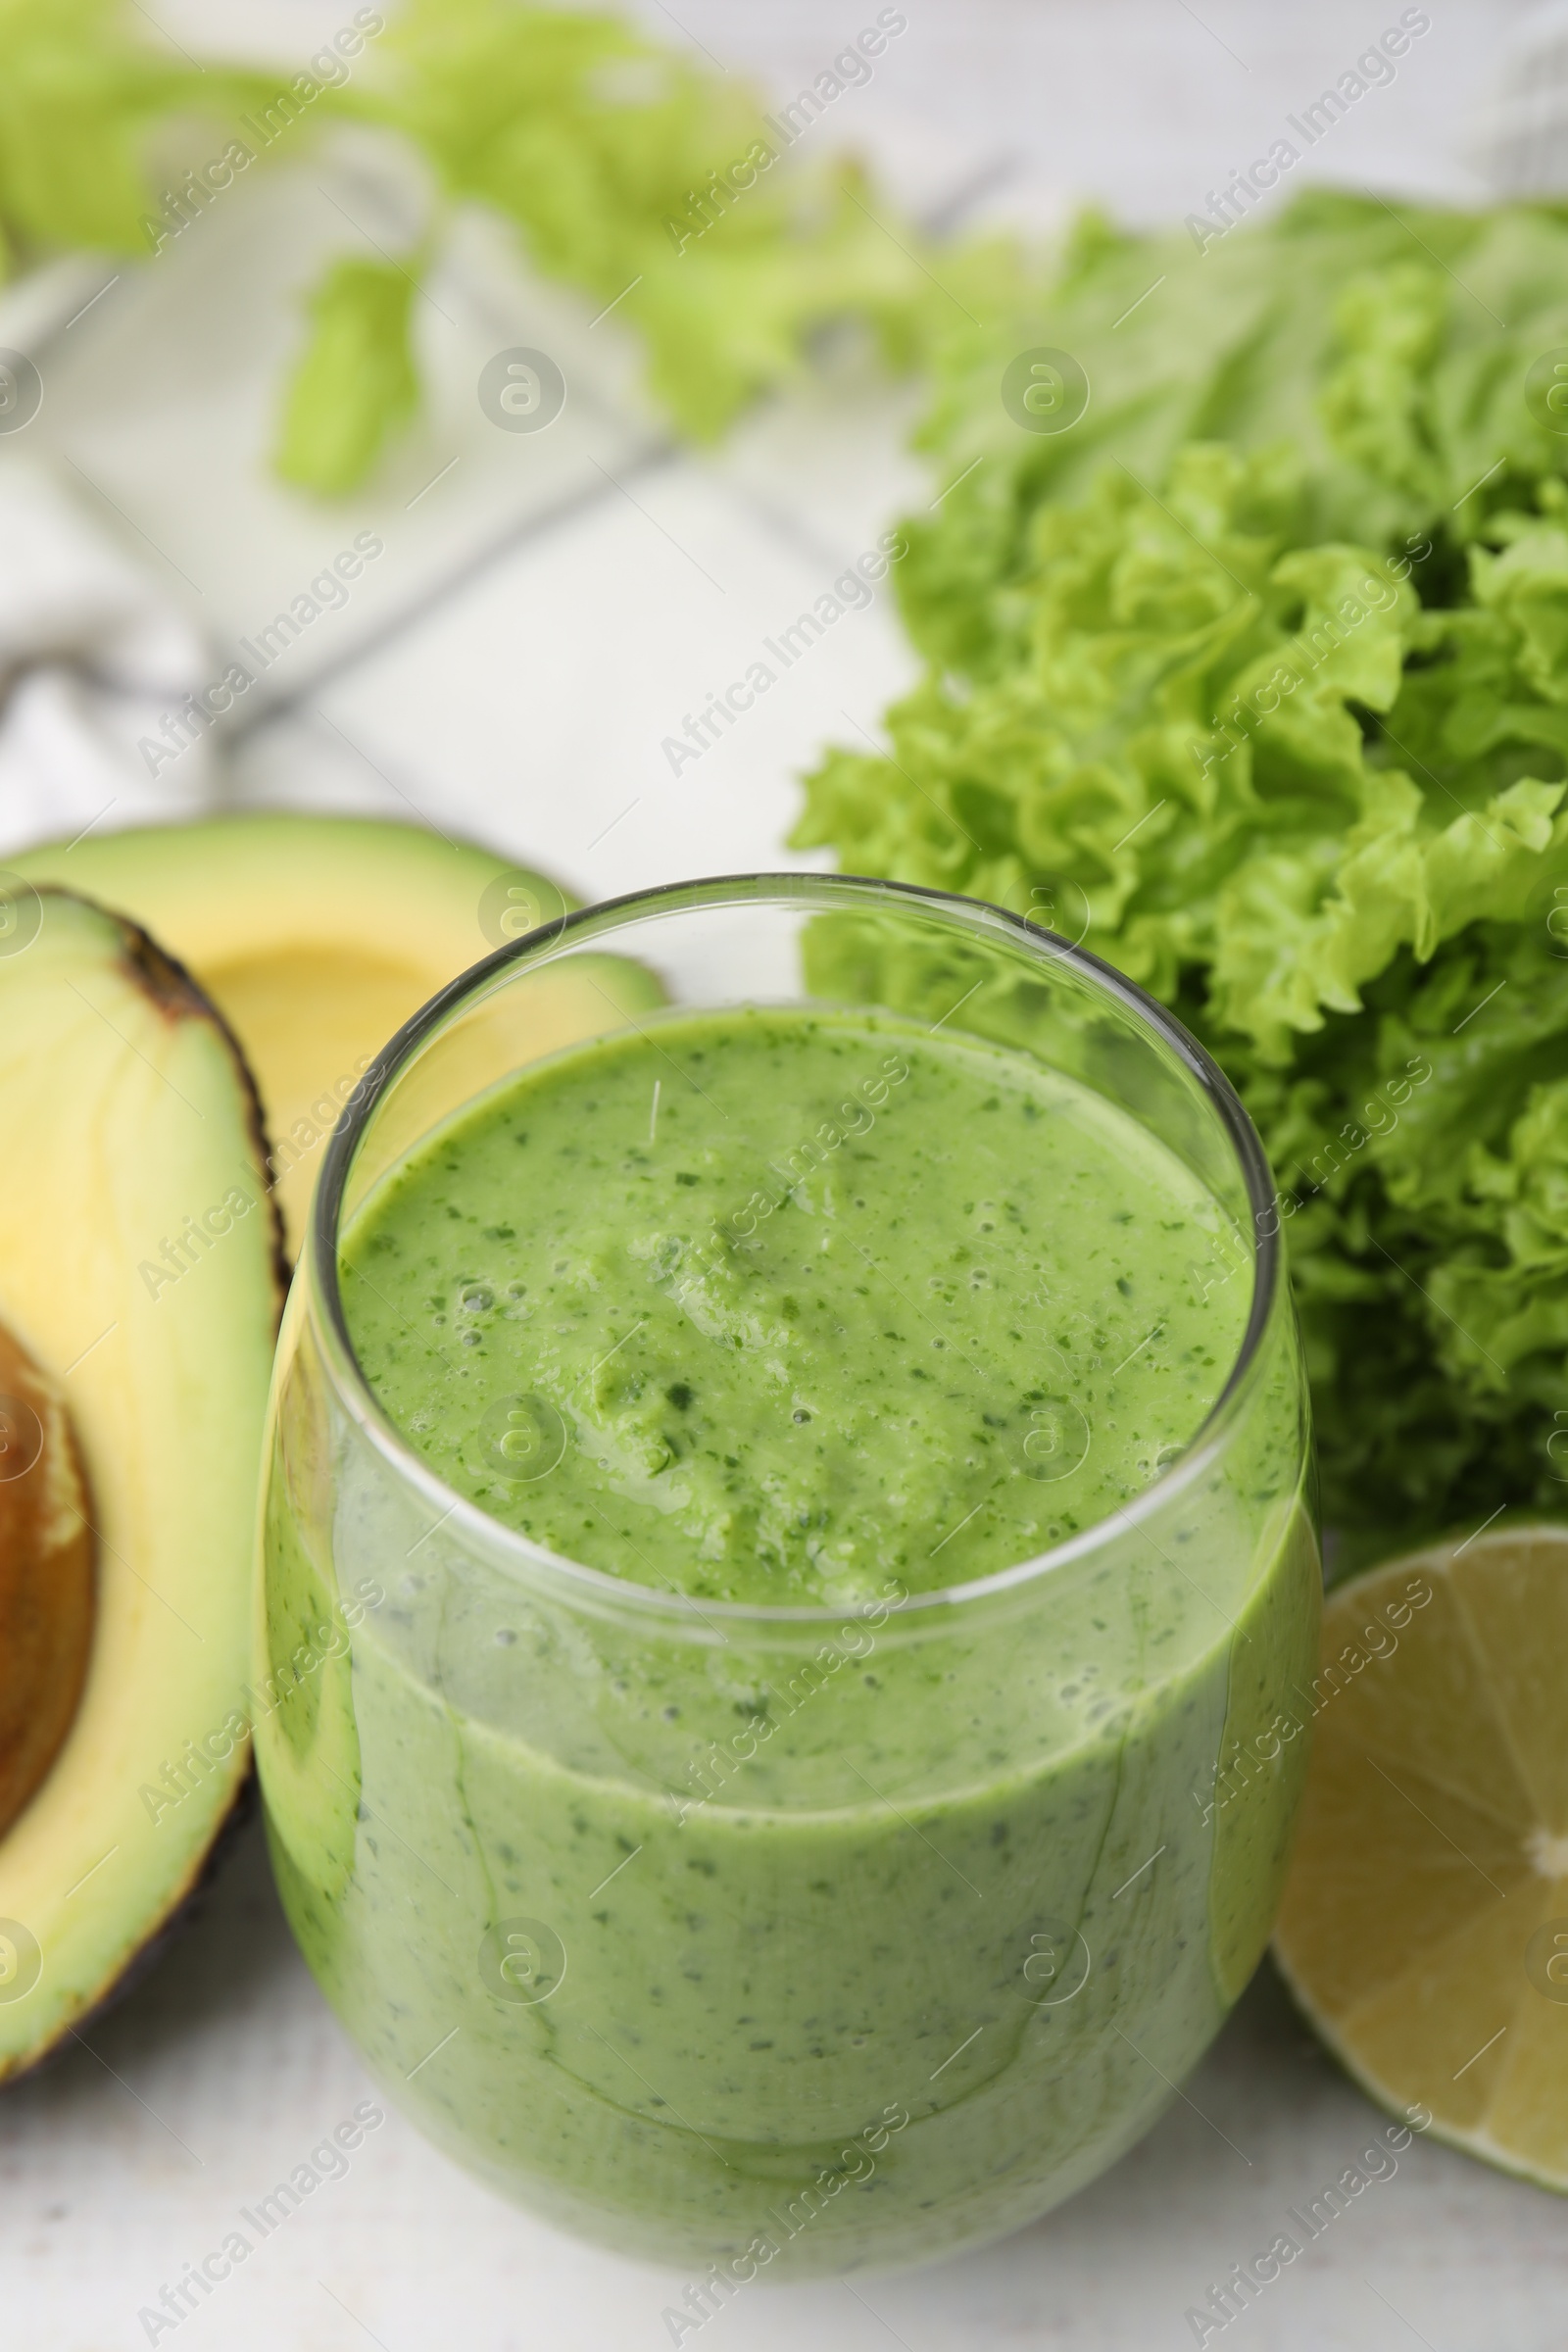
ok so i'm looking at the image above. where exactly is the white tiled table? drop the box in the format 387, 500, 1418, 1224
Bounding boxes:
5, 7, 1567, 2346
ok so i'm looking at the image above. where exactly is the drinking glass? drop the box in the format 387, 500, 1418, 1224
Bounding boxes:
255, 873, 1318, 2278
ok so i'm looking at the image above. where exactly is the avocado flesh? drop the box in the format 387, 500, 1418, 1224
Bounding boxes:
13, 815, 661, 1250
0, 892, 282, 2082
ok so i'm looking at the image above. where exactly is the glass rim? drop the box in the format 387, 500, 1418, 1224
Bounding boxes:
307, 870, 1284, 1629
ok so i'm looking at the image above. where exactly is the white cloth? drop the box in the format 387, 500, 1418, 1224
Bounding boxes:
0, 464, 219, 859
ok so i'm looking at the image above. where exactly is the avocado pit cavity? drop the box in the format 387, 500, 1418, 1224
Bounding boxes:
0, 1319, 95, 1838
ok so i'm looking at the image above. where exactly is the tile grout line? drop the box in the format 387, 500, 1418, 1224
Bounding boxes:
226, 431, 680, 746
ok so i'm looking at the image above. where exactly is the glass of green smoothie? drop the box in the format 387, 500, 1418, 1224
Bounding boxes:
255, 872, 1317, 2278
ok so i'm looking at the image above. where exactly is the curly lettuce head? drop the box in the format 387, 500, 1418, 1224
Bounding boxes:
796, 193, 1568, 1555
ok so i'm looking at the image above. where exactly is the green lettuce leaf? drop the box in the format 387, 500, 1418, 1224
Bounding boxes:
299, 0, 1004, 462
0, 0, 280, 263
796, 192, 1568, 1557
273, 257, 419, 495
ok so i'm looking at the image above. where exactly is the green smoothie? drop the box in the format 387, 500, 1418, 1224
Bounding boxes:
258, 1004, 1317, 2273
345, 1008, 1251, 1598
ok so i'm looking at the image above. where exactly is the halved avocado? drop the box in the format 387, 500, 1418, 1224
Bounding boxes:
0, 890, 282, 2082
11, 815, 659, 1249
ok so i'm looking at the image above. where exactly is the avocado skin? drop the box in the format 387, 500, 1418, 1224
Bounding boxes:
0, 1773, 258, 2087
